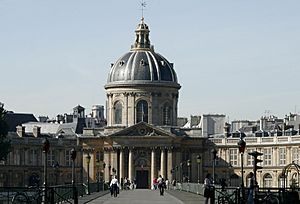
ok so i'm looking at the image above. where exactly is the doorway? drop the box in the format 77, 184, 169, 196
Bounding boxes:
136, 170, 149, 189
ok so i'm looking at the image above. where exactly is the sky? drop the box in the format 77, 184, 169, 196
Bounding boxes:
0, 0, 300, 121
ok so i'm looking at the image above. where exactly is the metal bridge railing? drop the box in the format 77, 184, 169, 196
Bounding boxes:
0, 181, 108, 204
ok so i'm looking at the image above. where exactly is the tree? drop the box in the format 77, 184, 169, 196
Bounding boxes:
0, 103, 11, 161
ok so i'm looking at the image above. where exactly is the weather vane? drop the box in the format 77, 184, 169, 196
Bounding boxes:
140, 0, 146, 19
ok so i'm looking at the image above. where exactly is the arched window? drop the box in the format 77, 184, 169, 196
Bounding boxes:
263, 173, 272, 187
163, 103, 172, 125
136, 100, 148, 123
114, 101, 122, 125
278, 174, 285, 188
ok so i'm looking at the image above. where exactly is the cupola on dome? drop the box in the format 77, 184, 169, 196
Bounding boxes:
106, 18, 180, 88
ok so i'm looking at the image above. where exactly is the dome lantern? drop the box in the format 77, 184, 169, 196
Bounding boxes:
131, 18, 153, 51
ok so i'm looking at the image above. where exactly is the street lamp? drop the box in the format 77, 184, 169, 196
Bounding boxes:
42, 138, 50, 204
170, 168, 175, 184
70, 148, 78, 204
52, 161, 59, 185
238, 134, 246, 204
180, 162, 184, 183
196, 155, 201, 183
102, 163, 106, 190
211, 148, 217, 184
86, 153, 91, 195
175, 166, 178, 182
187, 159, 191, 183
108, 165, 111, 178
96, 159, 100, 192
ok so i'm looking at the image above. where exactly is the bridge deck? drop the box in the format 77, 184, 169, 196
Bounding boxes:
81, 189, 205, 204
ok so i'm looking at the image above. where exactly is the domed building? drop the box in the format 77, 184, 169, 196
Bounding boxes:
105, 18, 180, 127
80, 18, 206, 189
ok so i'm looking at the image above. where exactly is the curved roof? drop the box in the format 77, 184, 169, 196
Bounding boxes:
105, 18, 180, 89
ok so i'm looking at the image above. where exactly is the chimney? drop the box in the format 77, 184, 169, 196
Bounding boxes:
33, 126, 41, 137
16, 126, 25, 137
224, 123, 231, 137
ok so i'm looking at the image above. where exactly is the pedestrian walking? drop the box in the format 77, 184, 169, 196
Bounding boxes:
157, 175, 166, 196
204, 173, 214, 204
165, 179, 170, 190
247, 172, 255, 204
110, 175, 120, 197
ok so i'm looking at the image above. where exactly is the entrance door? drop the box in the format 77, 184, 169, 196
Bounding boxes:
136, 170, 149, 189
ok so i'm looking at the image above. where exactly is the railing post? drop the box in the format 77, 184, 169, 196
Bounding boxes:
236, 187, 241, 204
50, 187, 54, 204
73, 186, 78, 204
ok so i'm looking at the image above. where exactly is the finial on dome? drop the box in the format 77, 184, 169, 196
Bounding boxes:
141, 0, 146, 20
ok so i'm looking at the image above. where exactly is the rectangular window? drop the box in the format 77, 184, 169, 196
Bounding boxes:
247, 148, 254, 166
14, 149, 21, 165
229, 149, 238, 166
29, 149, 38, 166
279, 148, 286, 166
292, 147, 299, 164
47, 150, 56, 166
65, 150, 71, 166
263, 148, 272, 166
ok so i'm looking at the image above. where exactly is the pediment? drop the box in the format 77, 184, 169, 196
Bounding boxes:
108, 122, 176, 138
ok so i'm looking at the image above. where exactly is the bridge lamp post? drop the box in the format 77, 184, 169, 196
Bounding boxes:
70, 148, 78, 204
180, 162, 184, 183
175, 165, 178, 182
42, 138, 50, 204
196, 155, 201, 183
86, 153, 91, 195
187, 159, 191, 183
102, 163, 106, 190
96, 159, 100, 192
238, 135, 246, 204
211, 148, 217, 184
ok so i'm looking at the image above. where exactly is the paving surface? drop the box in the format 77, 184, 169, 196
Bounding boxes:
82, 189, 205, 204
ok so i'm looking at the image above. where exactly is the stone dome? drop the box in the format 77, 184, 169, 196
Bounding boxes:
105, 18, 180, 89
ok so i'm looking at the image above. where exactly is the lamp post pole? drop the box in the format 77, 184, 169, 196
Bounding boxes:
187, 160, 191, 183
211, 148, 217, 184
196, 155, 201, 183
53, 161, 59, 185
86, 153, 91, 195
102, 163, 106, 190
42, 138, 50, 204
175, 166, 178, 182
71, 148, 78, 204
180, 162, 183, 183
238, 133, 246, 204
96, 159, 100, 192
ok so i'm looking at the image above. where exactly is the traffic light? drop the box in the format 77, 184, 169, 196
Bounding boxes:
248, 151, 263, 172
254, 157, 263, 171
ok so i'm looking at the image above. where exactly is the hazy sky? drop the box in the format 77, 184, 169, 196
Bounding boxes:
1, 1, 299, 121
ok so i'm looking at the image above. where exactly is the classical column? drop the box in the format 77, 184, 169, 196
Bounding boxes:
151, 148, 156, 187
167, 148, 173, 182
161, 148, 166, 179
119, 149, 124, 184
128, 148, 134, 182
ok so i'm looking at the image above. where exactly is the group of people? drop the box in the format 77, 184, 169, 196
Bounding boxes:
152, 177, 170, 191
